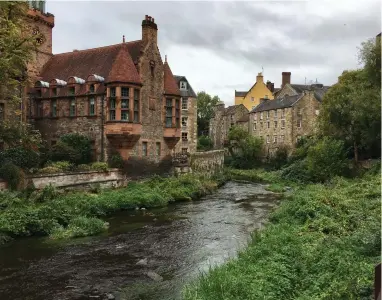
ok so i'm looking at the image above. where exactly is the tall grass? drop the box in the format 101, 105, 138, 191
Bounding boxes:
0, 174, 219, 241
183, 171, 380, 300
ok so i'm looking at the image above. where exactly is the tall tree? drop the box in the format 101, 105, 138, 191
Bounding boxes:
196, 91, 220, 136
358, 35, 381, 89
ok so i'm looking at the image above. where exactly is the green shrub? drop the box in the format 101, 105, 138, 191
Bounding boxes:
0, 147, 40, 170
281, 160, 312, 183
77, 164, 91, 171
306, 137, 349, 182
109, 153, 124, 168
51, 141, 82, 164
197, 135, 213, 151
46, 161, 73, 172
269, 146, 289, 170
90, 162, 108, 172
0, 162, 23, 190
51, 133, 92, 165
39, 166, 61, 174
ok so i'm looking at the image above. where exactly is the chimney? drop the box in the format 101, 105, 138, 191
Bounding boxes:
122, 35, 125, 43
281, 72, 291, 88
256, 72, 264, 83
266, 80, 274, 92
142, 15, 158, 45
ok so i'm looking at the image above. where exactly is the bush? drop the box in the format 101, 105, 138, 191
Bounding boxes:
197, 135, 213, 151
109, 154, 124, 168
77, 164, 91, 171
0, 162, 23, 190
51, 141, 82, 164
269, 146, 289, 169
46, 161, 73, 172
51, 133, 92, 165
90, 162, 108, 172
306, 137, 349, 182
281, 159, 312, 183
0, 147, 40, 170
39, 166, 61, 174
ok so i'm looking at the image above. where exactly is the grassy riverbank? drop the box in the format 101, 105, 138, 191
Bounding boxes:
183, 169, 381, 300
0, 174, 221, 242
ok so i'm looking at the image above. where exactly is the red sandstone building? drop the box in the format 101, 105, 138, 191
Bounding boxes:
25, 1, 197, 162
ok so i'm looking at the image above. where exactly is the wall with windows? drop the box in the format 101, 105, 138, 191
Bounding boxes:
175, 95, 197, 154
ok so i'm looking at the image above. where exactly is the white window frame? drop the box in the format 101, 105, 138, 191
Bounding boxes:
281, 120, 285, 129
273, 135, 277, 143
297, 119, 302, 128
253, 122, 256, 130
180, 81, 187, 90
260, 112, 263, 120
181, 97, 188, 110
266, 111, 269, 119
181, 116, 188, 128
266, 135, 270, 144
253, 113, 257, 121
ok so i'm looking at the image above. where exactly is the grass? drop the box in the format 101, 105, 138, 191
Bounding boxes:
183, 170, 381, 300
0, 174, 221, 241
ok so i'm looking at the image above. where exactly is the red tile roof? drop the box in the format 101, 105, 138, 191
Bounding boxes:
106, 44, 141, 84
163, 61, 180, 96
39, 40, 143, 83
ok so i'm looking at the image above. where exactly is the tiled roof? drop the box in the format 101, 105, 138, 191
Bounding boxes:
106, 44, 141, 84
39, 41, 143, 83
235, 90, 247, 97
174, 75, 197, 98
237, 113, 249, 123
251, 94, 301, 113
164, 62, 180, 96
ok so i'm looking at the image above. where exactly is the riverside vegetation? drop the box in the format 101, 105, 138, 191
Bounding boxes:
0, 174, 221, 244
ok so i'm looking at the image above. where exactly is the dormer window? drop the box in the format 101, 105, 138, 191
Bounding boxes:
89, 84, 95, 93
180, 81, 187, 90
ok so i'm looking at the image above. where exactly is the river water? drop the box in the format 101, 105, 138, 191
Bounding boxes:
0, 181, 280, 300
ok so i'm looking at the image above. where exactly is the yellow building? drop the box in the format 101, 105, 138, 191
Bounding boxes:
234, 73, 274, 111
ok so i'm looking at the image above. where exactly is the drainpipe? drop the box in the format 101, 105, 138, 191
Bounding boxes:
101, 93, 105, 162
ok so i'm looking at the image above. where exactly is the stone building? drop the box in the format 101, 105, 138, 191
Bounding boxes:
209, 103, 248, 149
23, 1, 197, 162
249, 83, 329, 156
174, 76, 197, 154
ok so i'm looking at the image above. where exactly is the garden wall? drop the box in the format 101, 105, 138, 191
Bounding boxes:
25, 169, 126, 190
189, 150, 225, 176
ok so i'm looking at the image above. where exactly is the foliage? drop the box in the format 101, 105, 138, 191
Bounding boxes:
50, 141, 82, 164
77, 164, 91, 171
38, 166, 61, 174
51, 133, 92, 165
196, 91, 220, 136
0, 121, 42, 150
183, 172, 380, 300
227, 126, 263, 169
0, 162, 23, 190
197, 135, 213, 151
269, 145, 289, 169
90, 162, 109, 172
109, 153, 124, 169
0, 174, 219, 240
46, 161, 73, 171
0, 146, 40, 170
358, 37, 381, 89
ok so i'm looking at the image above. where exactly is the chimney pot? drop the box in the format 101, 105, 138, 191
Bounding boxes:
145, 15, 148, 20
122, 35, 125, 43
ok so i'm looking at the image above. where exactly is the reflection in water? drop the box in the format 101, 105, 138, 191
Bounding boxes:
0, 181, 280, 300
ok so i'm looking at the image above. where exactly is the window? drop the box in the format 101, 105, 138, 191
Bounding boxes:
251, 97, 254, 102
253, 122, 256, 130
180, 81, 187, 90
274, 110, 277, 118
69, 87, 75, 96
182, 97, 188, 110
165, 98, 173, 128
182, 117, 188, 127
182, 148, 188, 154
260, 112, 263, 120
260, 122, 263, 128
36, 101, 43, 117
281, 109, 285, 118
297, 108, 302, 115
156, 142, 161, 157
266, 135, 270, 144
89, 84, 95, 93
274, 121, 277, 128
175, 99, 180, 127
280, 135, 285, 143
142, 142, 148, 156
52, 88, 57, 96
273, 135, 277, 143
134, 89, 140, 122
110, 87, 116, 97
266, 111, 270, 119
315, 109, 320, 116
281, 120, 285, 128
51, 100, 57, 117
109, 98, 116, 120
297, 119, 302, 128
253, 113, 257, 121
70, 99, 76, 116
182, 132, 188, 141
121, 87, 129, 97
89, 97, 95, 116
0, 103, 4, 121
267, 121, 270, 129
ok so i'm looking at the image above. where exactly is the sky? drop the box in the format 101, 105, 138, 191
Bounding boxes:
46, 0, 381, 106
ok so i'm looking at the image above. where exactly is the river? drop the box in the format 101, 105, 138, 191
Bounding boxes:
0, 181, 280, 300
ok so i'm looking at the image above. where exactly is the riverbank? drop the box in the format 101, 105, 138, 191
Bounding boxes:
183, 169, 381, 299
0, 174, 223, 243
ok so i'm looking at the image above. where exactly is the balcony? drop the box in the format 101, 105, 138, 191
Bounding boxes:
105, 121, 142, 146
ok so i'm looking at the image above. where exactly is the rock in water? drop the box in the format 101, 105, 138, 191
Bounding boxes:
106, 293, 115, 300
146, 271, 163, 282
136, 258, 148, 266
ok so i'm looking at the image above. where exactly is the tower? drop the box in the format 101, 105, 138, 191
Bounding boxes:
25, 0, 54, 82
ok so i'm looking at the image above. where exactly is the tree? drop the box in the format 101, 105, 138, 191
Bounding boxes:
358, 36, 381, 89
196, 91, 220, 136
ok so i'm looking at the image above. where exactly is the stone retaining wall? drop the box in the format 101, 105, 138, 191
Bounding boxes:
190, 150, 225, 176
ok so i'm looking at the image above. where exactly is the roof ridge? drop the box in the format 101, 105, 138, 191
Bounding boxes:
53, 40, 142, 56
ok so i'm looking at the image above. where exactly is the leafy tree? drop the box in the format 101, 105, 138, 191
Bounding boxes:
51, 133, 92, 165
196, 91, 220, 136
358, 36, 381, 89
197, 135, 213, 151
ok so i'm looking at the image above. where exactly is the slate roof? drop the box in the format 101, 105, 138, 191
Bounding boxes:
164, 61, 181, 96
237, 113, 249, 123
235, 90, 247, 97
223, 104, 246, 116
251, 94, 301, 113
39, 41, 143, 83
173, 75, 197, 98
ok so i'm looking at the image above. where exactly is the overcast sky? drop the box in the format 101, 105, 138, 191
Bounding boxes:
46, 0, 381, 106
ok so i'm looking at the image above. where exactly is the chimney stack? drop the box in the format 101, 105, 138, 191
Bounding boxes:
142, 15, 158, 45
256, 72, 264, 83
281, 72, 291, 88
266, 80, 274, 92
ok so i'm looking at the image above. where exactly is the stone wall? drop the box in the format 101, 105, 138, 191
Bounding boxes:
190, 150, 225, 176
26, 169, 125, 190
176, 96, 197, 154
